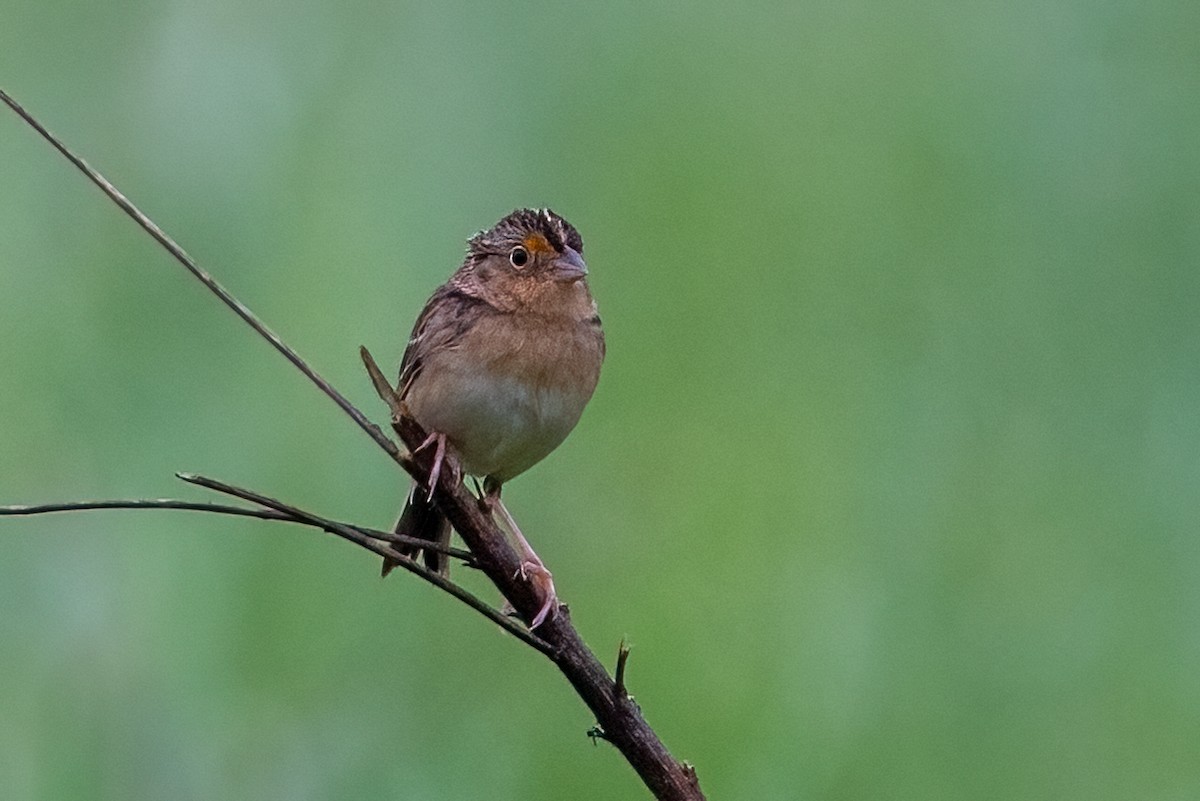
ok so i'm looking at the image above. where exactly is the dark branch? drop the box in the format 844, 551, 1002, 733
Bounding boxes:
0, 87, 404, 467
0, 498, 474, 563
0, 498, 292, 521
0, 492, 536, 649
169, 473, 552, 655
0, 87, 705, 801
362, 351, 705, 800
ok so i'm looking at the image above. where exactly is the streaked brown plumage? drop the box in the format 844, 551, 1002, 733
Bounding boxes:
384, 208, 604, 627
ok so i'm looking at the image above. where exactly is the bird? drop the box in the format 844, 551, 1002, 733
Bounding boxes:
382, 208, 605, 628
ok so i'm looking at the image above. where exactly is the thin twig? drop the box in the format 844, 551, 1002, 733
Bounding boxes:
174, 473, 553, 656
1, 87, 705, 801
0, 499, 291, 520
0, 498, 474, 563
355, 530, 474, 563
614, 639, 632, 700
361, 345, 406, 421
0, 87, 404, 467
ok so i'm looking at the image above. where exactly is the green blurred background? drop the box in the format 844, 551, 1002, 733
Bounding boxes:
2, 1, 1198, 799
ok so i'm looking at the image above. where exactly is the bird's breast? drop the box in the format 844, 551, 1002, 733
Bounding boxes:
407, 313, 603, 482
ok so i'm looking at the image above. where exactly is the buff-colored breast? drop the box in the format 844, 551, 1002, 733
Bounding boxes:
406, 309, 603, 482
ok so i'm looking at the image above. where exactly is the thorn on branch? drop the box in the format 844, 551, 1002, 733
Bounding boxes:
587, 725, 610, 745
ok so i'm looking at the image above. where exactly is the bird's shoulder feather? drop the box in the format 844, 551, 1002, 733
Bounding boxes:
397, 284, 492, 399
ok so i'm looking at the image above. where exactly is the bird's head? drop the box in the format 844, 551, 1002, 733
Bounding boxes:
457, 208, 591, 311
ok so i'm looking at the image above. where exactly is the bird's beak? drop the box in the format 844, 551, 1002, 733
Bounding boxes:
550, 247, 588, 283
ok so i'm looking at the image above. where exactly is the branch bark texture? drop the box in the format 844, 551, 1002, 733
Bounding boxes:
391, 410, 704, 801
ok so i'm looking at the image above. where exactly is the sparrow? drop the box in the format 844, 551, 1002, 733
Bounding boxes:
383, 208, 605, 628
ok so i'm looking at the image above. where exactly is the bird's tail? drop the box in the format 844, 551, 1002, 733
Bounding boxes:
382, 482, 452, 577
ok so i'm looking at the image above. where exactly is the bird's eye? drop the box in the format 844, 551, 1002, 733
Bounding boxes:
509, 246, 529, 268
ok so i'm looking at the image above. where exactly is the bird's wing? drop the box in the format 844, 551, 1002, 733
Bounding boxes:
397, 285, 489, 401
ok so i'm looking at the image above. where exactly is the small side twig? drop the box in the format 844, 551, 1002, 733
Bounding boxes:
614, 639, 632, 700
0, 493, 542, 646
1, 87, 705, 801
173, 472, 553, 656
0, 498, 474, 563
0, 499, 291, 521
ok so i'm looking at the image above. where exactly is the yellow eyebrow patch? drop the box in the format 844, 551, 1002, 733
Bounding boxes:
522, 233, 556, 254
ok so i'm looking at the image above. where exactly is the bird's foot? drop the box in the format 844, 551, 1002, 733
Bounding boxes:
476, 488, 497, 514
514, 561, 557, 630
414, 431, 448, 502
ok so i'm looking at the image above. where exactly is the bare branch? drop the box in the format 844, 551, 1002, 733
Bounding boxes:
171, 472, 553, 656
370, 366, 705, 800
0, 86, 405, 467
0, 498, 292, 521
361, 344, 406, 421
0, 498, 474, 563
0, 485, 538, 650
1, 87, 705, 801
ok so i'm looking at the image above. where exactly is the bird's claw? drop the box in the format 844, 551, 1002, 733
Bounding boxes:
414, 432, 448, 503
514, 561, 556, 629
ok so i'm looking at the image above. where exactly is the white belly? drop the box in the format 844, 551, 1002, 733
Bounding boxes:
410, 363, 591, 482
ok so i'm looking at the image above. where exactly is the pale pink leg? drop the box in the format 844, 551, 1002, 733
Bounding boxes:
413, 431, 447, 502
492, 497, 557, 629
